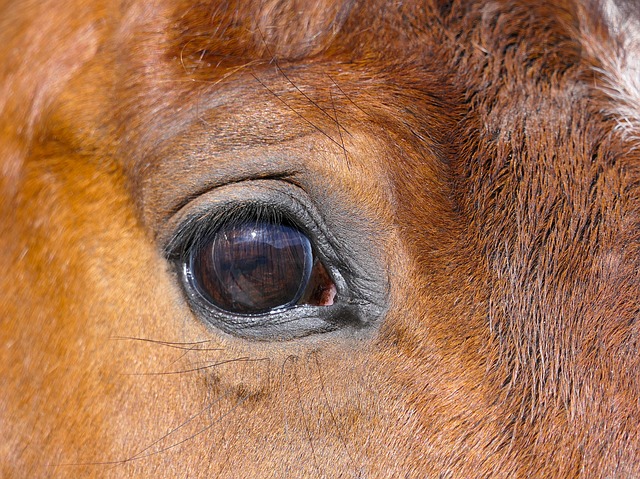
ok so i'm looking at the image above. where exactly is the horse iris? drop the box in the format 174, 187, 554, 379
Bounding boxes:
190, 221, 313, 315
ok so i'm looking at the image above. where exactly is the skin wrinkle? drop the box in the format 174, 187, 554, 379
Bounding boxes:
1, 0, 640, 477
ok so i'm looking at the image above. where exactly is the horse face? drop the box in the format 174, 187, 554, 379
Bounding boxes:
1, 1, 639, 477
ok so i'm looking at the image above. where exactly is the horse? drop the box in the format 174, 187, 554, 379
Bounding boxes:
1, 0, 639, 477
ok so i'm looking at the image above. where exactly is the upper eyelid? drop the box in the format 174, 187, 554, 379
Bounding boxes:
161, 181, 334, 268
157, 171, 300, 228
160, 180, 302, 250
164, 202, 295, 260
162, 180, 372, 304
164, 182, 353, 294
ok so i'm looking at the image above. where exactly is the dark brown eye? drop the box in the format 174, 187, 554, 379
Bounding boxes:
168, 190, 386, 340
190, 221, 316, 315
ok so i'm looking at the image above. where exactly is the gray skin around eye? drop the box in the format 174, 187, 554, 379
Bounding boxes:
169, 181, 389, 341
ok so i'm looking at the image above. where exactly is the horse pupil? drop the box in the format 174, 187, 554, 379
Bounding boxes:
191, 221, 313, 315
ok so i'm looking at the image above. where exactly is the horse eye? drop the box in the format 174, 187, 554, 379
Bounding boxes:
188, 220, 334, 315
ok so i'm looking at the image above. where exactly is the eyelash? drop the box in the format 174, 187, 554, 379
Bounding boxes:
165, 202, 295, 262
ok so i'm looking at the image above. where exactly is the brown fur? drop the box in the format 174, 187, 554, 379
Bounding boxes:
1, 0, 639, 477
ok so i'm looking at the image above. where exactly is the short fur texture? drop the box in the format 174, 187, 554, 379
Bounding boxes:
1, 0, 639, 477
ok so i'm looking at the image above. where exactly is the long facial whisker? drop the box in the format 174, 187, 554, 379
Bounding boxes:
121, 393, 251, 464
292, 361, 322, 477
326, 73, 372, 120
329, 87, 351, 168
110, 336, 223, 352
124, 357, 269, 376
312, 352, 356, 469
256, 26, 351, 132
250, 72, 348, 156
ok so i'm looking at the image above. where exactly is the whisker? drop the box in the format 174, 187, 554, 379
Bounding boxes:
124, 357, 269, 376
179, 39, 193, 74
278, 355, 297, 479
256, 27, 351, 132
312, 352, 356, 469
111, 336, 223, 352
49, 389, 236, 468
250, 72, 348, 155
326, 73, 373, 120
120, 393, 252, 465
123, 391, 236, 463
292, 361, 322, 477
329, 87, 352, 168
